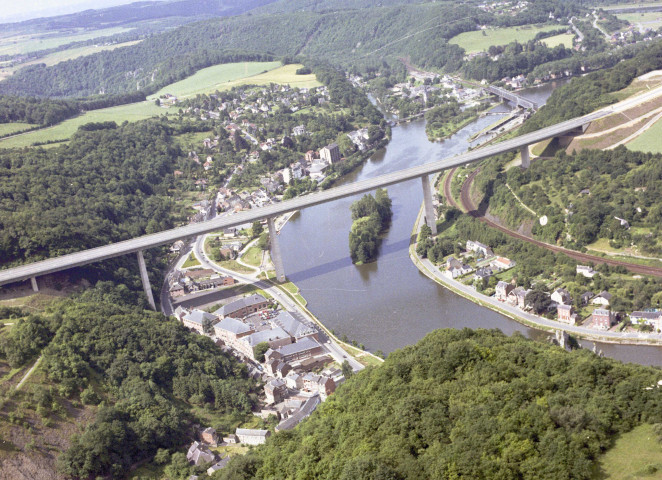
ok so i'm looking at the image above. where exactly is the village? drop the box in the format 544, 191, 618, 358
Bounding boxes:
170, 291, 347, 476
432, 238, 662, 335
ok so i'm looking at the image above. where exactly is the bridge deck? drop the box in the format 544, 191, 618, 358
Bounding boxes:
0, 110, 608, 287
487, 85, 538, 109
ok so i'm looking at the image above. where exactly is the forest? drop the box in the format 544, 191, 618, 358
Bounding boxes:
0, 284, 256, 479
0, 0, 584, 98
348, 189, 392, 264
214, 328, 662, 479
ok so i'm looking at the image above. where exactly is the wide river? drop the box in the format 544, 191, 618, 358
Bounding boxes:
279, 82, 662, 367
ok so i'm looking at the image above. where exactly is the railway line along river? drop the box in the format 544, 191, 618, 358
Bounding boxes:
277, 82, 662, 366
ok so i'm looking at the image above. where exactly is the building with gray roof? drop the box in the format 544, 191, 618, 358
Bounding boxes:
236, 327, 292, 359
276, 395, 321, 432
271, 311, 318, 340
182, 309, 218, 333
265, 337, 323, 363
214, 294, 269, 318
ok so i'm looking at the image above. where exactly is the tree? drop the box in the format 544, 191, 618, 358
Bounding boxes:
254, 342, 270, 363
257, 232, 270, 250
341, 360, 353, 379
525, 289, 551, 314
202, 317, 215, 335
251, 221, 264, 238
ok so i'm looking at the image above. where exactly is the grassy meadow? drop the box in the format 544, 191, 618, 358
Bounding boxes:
450, 24, 562, 53
541, 33, 575, 48
149, 62, 320, 99
616, 11, 662, 30
0, 27, 134, 56
626, 116, 662, 153
598, 424, 662, 479
0, 122, 38, 137
0, 40, 142, 81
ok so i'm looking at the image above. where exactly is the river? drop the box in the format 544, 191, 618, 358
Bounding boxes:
277, 81, 662, 367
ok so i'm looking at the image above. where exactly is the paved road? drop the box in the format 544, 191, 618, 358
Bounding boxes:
0, 110, 610, 287
2, 82, 662, 288
190, 243, 364, 372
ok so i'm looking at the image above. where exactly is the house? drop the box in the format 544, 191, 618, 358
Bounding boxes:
557, 304, 577, 325
445, 257, 463, 270
474, 267, 493, 282
222, 434, 238, 444
169, 282, 185, 298
508, 287, 530, 309
271, 310, 318, 341
302, 373, 335, 399
292, 125, 306, 136
576, 265, 597, 278
182, 309, 218, 333
491, 256, 515, 270
207, 456, 231, 476
592, 308, 615, 330
265, 337, 324, 363
629, 311, 662, 328
170, 240, 185, 253
319, 143, 341, 164
614, 216, 630, 228
236, 428, 270, 445
551, 288, 572, 306
580, 291, 595, 305
265, 357, 292, 378
444, 264, 473, 279
236, 327, 292, 359
591, 291, 612, 306
495, 281, 514, 301
265, 378, 288, 404
284, 371, 303, 389
186, 441, 216, 466
215, 294, 269, 319
214, 317, 254, 346
200, 427, 218, 447
276, 395, 321, 432
466, 240, 493, 257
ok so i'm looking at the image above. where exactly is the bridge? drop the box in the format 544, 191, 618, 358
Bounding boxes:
0, 109, 608, 309
486, 85, 538, 110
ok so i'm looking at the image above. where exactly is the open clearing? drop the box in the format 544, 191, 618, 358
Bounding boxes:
0, 62, 321, 148
0, 101, 167, 149
616, 11, 662, 29
0, 27, 134, 56
598, 424, 662, 479
541, 33, 575, 48
149, 62, 320, 99
0, 40, 141, 81
626, 115, 662, 153
0, 122, 38, 137
449, 24, 562, 53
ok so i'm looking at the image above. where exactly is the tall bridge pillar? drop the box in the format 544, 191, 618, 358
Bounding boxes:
30, 277, 39, 292
268, 217, 286, 283
520, 145, 531, 169
137, 250, 156, 311
421, 174, 438, 235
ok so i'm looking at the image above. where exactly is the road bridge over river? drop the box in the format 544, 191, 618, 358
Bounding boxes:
0, 108, 608, 307
486, 85, 538, 110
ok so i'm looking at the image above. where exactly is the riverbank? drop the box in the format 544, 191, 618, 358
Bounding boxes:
409, 203, 662, 347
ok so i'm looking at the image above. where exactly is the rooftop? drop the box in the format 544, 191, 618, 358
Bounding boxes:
270, 337, 321, 357
214, 317, 253, 335
271, 311, 316, 339
242, 327, 290, 347
215, 294, 267, 317
183, 309, 217, 326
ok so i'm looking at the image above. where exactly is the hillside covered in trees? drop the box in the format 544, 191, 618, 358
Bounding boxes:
216, 328, 662, 479
0, 285, 257, 479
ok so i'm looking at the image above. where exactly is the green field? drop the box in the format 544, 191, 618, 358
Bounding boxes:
450, 24, 563, 53
616, 11, 662, 29
0, 101, 167, 149
598, 424, 662, 479
626, 116, 662, 153
541, 33, 575, 48
149, 62, 320, 99
242, 246, 263, 267
0, 27, 134, 56
0, 40, 141, 81
0, 122, 38, 137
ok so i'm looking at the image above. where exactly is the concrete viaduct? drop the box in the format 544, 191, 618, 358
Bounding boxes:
0, 109, 607, 309
486, 85, 539, 110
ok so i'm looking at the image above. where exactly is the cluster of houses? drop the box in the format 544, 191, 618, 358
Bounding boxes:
476, 1, 530, 15
169, 269, 236, 298
390, 75, 484, 106
442, 240, 515, 280
175, 293, 345, 475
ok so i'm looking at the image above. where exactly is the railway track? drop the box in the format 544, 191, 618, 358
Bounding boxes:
442, 168, 662, 277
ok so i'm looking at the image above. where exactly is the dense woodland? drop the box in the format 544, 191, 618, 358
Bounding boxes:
522, 41, 662, 133
0, 285, 256, 479
348, 189, 392, 264
215, 328, 662, 479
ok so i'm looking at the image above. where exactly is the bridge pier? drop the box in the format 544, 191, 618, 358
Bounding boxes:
520, 144, 530, 169
30, 277, 39, 292
137, 250, 156, 310
268, 217, 286, 283
421, 174, 437, 235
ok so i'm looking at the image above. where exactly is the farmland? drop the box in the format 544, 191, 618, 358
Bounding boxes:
0, 27, 134, 56
449, 24, 562, 53
541, 33, 575, 48
626, 116, 662, 153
